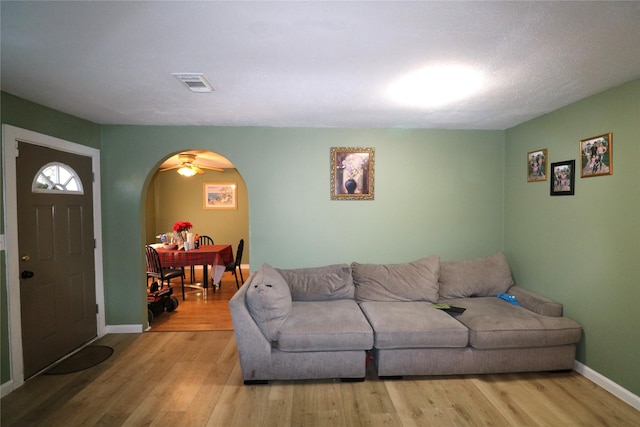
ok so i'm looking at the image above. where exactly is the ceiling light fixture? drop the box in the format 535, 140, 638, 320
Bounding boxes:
388, 65, 484, 108
177, 166, 197, 177
172, 73, 215, 93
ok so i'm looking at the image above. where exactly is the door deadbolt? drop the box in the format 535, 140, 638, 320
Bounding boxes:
21, 255, 31, 262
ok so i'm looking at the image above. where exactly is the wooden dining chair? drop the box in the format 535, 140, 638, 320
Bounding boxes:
199, 235, 214, 246
145, 245, 186, 300
224, 238, 245, 289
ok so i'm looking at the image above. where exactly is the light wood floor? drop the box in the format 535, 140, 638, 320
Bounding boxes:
2, 331, 639, 426
148, 267, 244, 332
2, 268, 639, 426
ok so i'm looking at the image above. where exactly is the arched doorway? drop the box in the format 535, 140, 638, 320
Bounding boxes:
144, 150, 249, 331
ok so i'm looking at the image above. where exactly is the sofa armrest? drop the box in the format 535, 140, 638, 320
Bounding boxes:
508, 285, 564, 317
229, 275, 274, 381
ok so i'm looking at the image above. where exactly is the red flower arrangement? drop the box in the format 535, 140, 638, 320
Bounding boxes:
173, 221, 193, 233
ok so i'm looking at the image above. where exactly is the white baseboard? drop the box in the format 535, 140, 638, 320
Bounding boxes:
574, 360, 640, 411
105, 324, 144, 334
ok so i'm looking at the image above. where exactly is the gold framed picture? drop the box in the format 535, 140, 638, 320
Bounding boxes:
330, 147, 374, 200
527, 148, 548, 182
580, 133, 612, 178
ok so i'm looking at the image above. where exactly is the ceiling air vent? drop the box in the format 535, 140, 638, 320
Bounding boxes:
172, 73, 215, 93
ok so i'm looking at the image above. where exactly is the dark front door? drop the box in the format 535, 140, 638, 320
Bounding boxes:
17, 141, 97, 378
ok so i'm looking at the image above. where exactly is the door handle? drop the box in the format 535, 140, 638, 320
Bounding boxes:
21, 270, 34, 279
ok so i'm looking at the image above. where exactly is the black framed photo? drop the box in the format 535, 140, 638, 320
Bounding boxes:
550, 160, 575, 196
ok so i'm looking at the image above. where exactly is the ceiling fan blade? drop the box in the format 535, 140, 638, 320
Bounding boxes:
159, 159, 224, 174
198, 165, 224, 172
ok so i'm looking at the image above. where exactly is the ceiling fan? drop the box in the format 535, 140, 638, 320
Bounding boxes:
160, 154, 224, 177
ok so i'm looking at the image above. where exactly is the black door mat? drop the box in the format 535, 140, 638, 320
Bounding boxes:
44, 345, 113, 375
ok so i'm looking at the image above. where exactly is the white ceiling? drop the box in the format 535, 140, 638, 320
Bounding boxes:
2, 1, 639, 131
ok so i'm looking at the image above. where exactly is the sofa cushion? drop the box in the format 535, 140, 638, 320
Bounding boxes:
438, 251, 514, 298
439, 297, 582, 350
359, 301, 468, 349
245, 263, 292, 341
277, 300, 373, 352
276, 264, 354, 301
352, 255, 440, 303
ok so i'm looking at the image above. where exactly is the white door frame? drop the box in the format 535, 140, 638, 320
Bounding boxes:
1, 125, 105, 394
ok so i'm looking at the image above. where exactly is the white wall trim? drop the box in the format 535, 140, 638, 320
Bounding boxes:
1, 125, 105, 393
105, 324, 144, 334
575, 360, 640, 411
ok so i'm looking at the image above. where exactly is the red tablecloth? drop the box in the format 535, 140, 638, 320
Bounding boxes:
157, 244, 233, 267
156, 244, 233, 287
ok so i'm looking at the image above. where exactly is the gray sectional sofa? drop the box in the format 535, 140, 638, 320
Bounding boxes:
229, 252, 582, 384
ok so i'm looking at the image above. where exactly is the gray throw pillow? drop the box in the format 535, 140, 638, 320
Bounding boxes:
438, 251, 514, 298
276, 264, 354, 301
245, 263, 292, 341
352, 255, 440, 303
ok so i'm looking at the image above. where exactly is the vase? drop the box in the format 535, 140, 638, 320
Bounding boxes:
173, 231, 188, 245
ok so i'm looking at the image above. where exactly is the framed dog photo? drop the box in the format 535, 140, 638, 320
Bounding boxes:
580, 133, 612, 177
550, 160, 575, 196
527, 148, 548, 182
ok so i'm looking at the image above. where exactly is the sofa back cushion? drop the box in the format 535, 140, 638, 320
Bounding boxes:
352, 255, 440, 303
276, 264, 354, 301
245, 263, 292, 341
438, 251, 514, 298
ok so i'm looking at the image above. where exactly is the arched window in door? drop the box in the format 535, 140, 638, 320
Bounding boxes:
32, 162, 84, 194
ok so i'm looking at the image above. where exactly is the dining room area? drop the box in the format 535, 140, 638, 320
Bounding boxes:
144, 150, 249, 331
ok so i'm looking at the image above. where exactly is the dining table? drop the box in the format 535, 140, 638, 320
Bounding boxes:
155, 244, 234, 289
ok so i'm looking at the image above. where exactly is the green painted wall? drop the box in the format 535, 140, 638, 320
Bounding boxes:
100, 125, 505, 328
0, 92, 101, 385
504, 79, 640, 396
1, 92, 101, 149
147, 168, 249, 263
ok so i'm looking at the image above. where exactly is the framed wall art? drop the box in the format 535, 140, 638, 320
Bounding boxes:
330, 147, 374, 200
203, 182, 237, 209
527, 148, 548, 182
580, 132, 612, 178
550, 160, 575, 196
